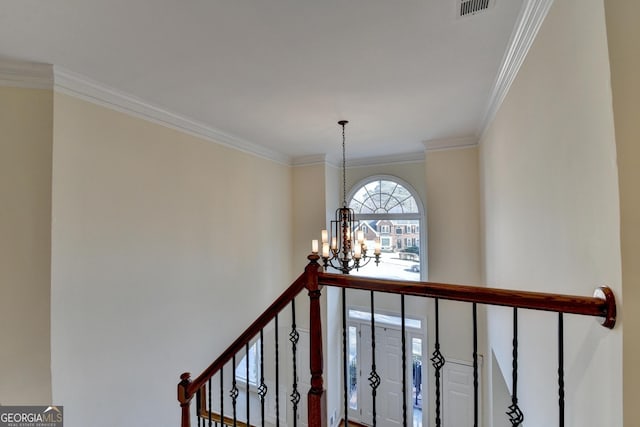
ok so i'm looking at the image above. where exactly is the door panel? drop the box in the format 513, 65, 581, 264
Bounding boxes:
360, 325, 404, 426
442, 361, 475, 427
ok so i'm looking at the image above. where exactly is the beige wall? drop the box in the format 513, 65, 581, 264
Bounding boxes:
0, 86, 53, 404
424, 148, 486, 425
346, 153, 482, 286
344, 155, 482, 425
480, 0, 622, 425
292, 164, 328, 273
291, 162, 336, 424
51, 93, 293, 427
425, 148, 482, 286
605, 0, 640, 424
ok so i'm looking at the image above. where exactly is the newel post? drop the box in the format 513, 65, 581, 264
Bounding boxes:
178, 372, 193, 427
306, 253, 327, 427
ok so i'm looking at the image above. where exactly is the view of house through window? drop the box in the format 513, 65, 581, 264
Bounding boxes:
348, 177, 424, 281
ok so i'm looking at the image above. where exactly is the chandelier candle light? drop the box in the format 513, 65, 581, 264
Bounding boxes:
311, 120, 381, 274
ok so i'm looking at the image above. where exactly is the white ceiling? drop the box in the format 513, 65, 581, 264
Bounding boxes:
0, 0, 525, 163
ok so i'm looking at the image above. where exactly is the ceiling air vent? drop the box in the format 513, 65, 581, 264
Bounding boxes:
458, 0, 492, 17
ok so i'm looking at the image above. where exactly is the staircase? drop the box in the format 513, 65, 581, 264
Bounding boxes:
178, 254, 616, 427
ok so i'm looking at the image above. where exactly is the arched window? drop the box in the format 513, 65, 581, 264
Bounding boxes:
348, 176, 426, 280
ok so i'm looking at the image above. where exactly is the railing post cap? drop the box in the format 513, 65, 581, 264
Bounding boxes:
178, 372, 193, 405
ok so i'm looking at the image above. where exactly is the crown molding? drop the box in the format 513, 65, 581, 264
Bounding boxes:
291, 154, 330, 167
347, 152, 425, 168
52, 66, 291, 165
479, 0, 554, 138
0, 59, 53, 89
423, 136, 478, 152
293, 151, 426, 168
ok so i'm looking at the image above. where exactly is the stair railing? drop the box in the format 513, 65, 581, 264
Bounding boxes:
178, 254, 616, 427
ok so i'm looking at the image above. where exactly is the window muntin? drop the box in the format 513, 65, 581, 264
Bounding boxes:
349, 179, 419, 214
347, 176, 425, 281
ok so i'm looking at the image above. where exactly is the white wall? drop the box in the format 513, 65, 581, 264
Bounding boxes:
604, 1, 640, 424
51, 93, 294, 427
480, 0, 622, 425
0, 86, 53, 404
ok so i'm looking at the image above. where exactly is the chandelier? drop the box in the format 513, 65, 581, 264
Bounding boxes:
311, 120, 381, 274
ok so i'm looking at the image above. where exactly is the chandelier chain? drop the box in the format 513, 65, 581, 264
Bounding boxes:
342, 121, 347, 207
317, 120, 381, 274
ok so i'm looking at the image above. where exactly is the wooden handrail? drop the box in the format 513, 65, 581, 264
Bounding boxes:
318, 272, 616, 328
179, 256, 617, 427
184, 271, 308, 399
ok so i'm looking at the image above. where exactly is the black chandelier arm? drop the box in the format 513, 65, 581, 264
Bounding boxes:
321, 251, 381, 274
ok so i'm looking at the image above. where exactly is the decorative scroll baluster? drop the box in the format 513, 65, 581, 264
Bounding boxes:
401, 294, 408, 427
275, 314, 280, 427
473, 303, 479, 427
369, 291, 381, 427
342, 288, 349, 427
231, 355, 239, 426
506, 308, 524, 426
431, 298, 445, 427
290, 300, 301, 427
246, 343, 250, 427
259, 330, 267, 427
558, 313, 565, 427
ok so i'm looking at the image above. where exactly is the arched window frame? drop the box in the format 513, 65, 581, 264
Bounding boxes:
347, 175, 427, 280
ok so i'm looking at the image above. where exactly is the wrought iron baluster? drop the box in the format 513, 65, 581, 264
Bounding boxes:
275, 314, 280, 427
259, 329, 267, 427
401, 294, 408, 427
220, 366, 224, 427
506, 308, 524, 426
342, 288, 349, 427
369, 291, 381, 427
231, 355, 239, 426
246, 343, 250, 427
290, 300, 301, 427
208, 378, 212, 427
196, 387, 201, 427
431, 298, 445, 427
558, 312, 565, 427
473, 303, 479, 427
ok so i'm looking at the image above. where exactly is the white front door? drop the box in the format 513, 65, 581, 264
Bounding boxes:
360, 325, 405, 426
